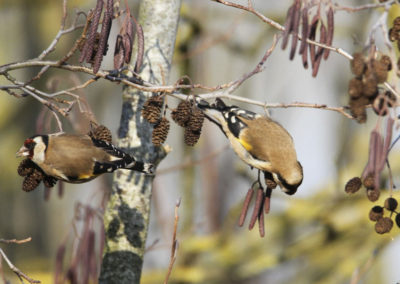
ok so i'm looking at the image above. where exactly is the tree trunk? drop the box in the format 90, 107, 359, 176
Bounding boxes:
99, 0, 181, 283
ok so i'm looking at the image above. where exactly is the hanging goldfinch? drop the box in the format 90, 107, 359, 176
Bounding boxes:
198, 98, 303, 195
16, 132, 153, 184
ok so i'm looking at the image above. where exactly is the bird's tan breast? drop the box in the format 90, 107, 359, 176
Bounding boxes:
240, 118, 298, 171
41, 134, 109, 180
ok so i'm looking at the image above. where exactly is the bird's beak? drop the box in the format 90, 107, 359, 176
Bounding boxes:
16, 146, 29, 157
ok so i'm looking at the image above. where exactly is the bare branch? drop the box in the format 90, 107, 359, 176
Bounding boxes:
0, 237, 32, 245
163, 199, 181, 284
0, 248, 40, 283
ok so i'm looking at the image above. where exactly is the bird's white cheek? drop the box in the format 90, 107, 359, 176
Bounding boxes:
31, 151, 45, 164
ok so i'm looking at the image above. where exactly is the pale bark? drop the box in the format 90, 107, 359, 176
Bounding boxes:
99, 0, 181, 283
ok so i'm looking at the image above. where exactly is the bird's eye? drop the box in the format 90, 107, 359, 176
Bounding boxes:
24, 139, 35, 150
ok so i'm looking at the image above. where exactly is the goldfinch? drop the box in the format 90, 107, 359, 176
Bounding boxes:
198, 98, 303, 195
16, 133, 153, 184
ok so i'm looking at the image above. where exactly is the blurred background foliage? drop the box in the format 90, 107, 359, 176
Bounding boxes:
0, 0, 399, 283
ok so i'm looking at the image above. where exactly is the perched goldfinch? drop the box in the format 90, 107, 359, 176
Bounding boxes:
16, 133, 153, 183
198, 98, 303, 195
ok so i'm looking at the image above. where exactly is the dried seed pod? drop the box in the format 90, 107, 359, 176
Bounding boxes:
367, 188, 380, 202
363, 174, 375, 189
142, 96, 163, 124
187, 107, 205, 132
265, 177, 277, 190
385, 90, 396, 106
373, 96, 389, 116
324, 7, 334, 60
384, 197, 398, 211
380, 55, 392, 71
43, 176, 57, 188
89, 124, 112, 143
22, 175, 41, 192
362, 73, 378, 98
18, 159, 35, 176
152, 117, 170, 146
369, 206, 384, 222
184, 128, 201, 146
348, 78, 363, 99
349, 96, 369, 123
396, 213, 400, 228
299, 6, 309, 55
171, 101, 192, 127
393, 17, 400, 30
350, 53, 365, 77
389, 28, 396, 42
375, 217, 393, 234
372, 60, 388, 83
345, 177, 362, 194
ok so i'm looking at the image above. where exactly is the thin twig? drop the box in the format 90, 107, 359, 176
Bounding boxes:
0, 238, 32, 245
163, 198, 181, 284
0, 248, 40, 283
212, 0, 353, 60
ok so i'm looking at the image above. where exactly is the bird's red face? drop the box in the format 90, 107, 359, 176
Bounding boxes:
16, 138, 36, 159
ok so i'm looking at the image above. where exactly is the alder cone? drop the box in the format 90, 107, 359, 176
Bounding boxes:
350, 53, 365, 77
142, 96, 163, 124
348, 78, 363, 99
384, 197, 398, 211
184, 128, 201, 146
349, 96, 369, 123
372, 60, 388, 83
366, 188, 380, 202
375, 217, 393, 234
344, 177, 362, 194
18, 159, 35, 176
380, 55, 392, 71
22, 175, 41, 192
369, 206, 384, 222
171, 101, 192, 127
152, 117, 170, 146
89, 124, 112, 143
43, 176, 57, 188
187, 107, 205, 132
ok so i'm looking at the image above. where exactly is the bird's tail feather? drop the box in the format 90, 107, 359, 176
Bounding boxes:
121, 155, 154, 174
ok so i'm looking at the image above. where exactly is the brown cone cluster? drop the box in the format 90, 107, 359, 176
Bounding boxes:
142, 95, 163, 124
152, 117, 170, 146
366, 196, 400, 234
171, 101, 192, 127
171, 100, 205, 147
389, 17, 400, 47
348, 53, 392, 123
18, 159, 57, 192
88, 123, 112, 143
